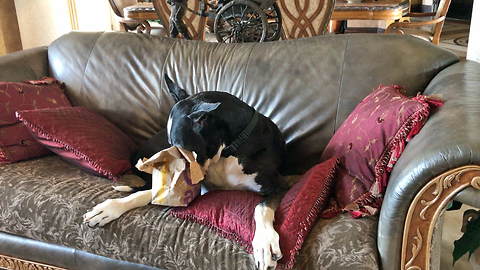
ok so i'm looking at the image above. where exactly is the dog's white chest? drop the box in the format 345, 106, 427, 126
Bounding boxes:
203, 156, 261, 192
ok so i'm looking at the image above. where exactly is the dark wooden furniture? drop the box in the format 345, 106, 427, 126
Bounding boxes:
109, 1, 158, 34
330, 0, 410, 33
385, 0, 452, 45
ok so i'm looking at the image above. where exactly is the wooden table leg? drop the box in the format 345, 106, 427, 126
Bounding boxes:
340, 20, 347, 33
328, 20, 342, 33
328, 20, 348, 34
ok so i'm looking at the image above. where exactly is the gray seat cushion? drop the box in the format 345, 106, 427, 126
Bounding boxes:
0, 155, 378, 269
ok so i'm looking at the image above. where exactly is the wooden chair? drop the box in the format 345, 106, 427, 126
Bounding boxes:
108, 0, 156, 34
152, 0, 208, 41
276, 0, 336, 39
385, 0, 452, 45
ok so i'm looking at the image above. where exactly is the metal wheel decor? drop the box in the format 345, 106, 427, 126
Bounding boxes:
264, 2, 282, 41
214, 0, 268, 43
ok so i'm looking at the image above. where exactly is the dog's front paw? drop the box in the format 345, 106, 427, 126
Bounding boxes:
252, 227, 282, 270
252, 204, 282, 270
83, 199, 126, 227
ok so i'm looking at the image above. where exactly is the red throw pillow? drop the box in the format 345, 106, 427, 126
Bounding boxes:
0, 77, 71, 163
170, 156, 339, 269
16, 107, 138, 180
320, 85, 443, 218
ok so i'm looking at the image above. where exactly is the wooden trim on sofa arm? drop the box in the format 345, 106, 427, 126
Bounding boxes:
401, 165, 480, 270
0, 254, 69, 270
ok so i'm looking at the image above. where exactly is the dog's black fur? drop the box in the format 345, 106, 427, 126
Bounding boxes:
132, 75, 289, 197
165, 75, 290, 268
86, 75, 290, 269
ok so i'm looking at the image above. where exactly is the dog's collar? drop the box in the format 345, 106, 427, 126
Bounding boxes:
221, 111, 259, 157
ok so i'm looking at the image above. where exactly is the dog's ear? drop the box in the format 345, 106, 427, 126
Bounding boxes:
165, 74, 189, 103
188, 102, 220, 126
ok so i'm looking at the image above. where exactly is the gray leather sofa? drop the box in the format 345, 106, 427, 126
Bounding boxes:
1, 31, 480, 270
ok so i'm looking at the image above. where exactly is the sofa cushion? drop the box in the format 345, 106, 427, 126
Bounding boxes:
170, 156, 339, 269
15, 107, 137, 180
320, 85, 443, 217
0, 77, 71, 163
0, 155, 379, 270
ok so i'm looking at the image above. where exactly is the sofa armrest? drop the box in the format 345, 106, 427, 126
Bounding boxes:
0, 46, 49, 82
378, 60, 480, 270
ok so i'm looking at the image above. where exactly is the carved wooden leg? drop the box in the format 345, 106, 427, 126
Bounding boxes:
401, 166, 480, 270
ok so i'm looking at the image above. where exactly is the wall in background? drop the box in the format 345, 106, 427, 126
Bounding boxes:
74, 0, 115, 31
14, 0, 114, 50
15, 0, 71, 50
0, 10, 7, 55
0, 0, 22, 55
467, 0, 480, 63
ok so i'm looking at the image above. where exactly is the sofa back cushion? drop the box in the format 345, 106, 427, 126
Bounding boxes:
47, 32, 458, 174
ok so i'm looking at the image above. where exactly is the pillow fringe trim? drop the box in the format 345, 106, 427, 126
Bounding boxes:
169, 210, 254, 252
0, 143, 10, 163
15, 112, 118, 181
170, 157, 339, 269
278, 156, 339, 270
347, 93, 442, 218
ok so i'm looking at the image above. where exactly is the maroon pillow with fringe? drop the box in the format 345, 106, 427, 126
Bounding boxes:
170, 156, 339, 269
0, 77, 71, 163
320, 85, 443, 218
16, 107, 137, 181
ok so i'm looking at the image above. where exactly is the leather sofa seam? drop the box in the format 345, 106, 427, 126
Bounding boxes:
73, 249, 80, 270
79, 32, 104, 96
160, 38, 177, 96
333, 34, 350, 133
22, 46, 48, 79
19, 56, 39, 79
241, 42, 258, 101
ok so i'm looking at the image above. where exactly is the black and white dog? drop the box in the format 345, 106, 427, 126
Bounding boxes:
84, 75, 289, 269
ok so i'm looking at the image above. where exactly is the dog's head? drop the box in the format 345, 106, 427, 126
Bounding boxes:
165, 75, 224, 167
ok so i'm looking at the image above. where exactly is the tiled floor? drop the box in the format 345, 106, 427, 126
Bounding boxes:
441, 205, 478, 270
438, 20, 470, 59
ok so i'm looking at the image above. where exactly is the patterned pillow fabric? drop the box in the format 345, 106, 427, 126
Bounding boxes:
170, 156, 339, 269
0, 77, 71, 163
320, 85, 443, 218
16, 107, 138, 181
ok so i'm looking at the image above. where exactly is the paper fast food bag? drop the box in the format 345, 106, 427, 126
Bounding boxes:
136, 146, 205, 206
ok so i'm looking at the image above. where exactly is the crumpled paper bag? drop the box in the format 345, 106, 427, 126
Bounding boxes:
136, 146, 205, 206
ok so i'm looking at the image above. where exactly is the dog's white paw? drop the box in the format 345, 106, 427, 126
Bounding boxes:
84, 190, 152, 228
252, 204, 282, 270
83, 199, 126, 227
